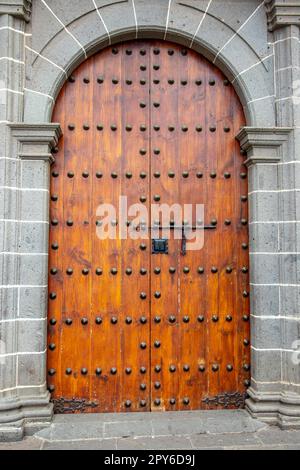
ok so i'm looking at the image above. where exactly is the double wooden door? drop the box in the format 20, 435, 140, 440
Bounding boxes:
48, 40, 250, 413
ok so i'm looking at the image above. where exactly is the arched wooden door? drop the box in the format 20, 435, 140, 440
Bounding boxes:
48, 40, 250, 413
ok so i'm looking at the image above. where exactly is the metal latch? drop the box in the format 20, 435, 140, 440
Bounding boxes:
152, 239, 168, 254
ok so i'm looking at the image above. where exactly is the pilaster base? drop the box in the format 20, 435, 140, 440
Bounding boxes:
0, 392, 53, 442
246, 387, 300, 429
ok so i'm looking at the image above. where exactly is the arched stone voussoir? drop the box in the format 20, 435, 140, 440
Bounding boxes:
24, 90, 55, 123
24, 2, 275, 127
134, 0, 170, 38
95, 0, 136, 40
214, 52, 275, 127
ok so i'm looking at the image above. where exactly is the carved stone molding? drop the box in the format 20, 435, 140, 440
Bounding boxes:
247, 388, 300, 429
236, 127, 292, 166
9, 123, 62, 164
265, 0, 300, 31
0, 1, 32, 21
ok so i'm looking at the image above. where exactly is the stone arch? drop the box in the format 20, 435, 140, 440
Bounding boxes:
24, 1, 275, 127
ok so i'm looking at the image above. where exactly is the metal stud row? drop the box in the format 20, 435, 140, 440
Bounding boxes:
50, 266, 249, 277
49, 315, 250, 326
71, 77, 229, 86
48, 364, 250, 375
52, 171, 247, 179
67, 123, 232, 133
70, 73, 229, 85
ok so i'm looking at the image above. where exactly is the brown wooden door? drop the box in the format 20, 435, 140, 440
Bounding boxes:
48, 40, 250, 414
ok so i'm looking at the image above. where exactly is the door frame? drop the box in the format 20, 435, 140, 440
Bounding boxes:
3, 20, 295, 436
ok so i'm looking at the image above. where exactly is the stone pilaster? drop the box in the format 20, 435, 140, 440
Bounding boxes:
265, 0, 300, 32
0, 1, 32, 21
0, 123, 61, 442
237, 125, 300, 429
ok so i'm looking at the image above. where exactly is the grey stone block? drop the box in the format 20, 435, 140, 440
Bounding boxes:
190, 431, 261, 449
134, 0, 169, 37
0, 320, 16, 355
17, 352, 46, 386
258, 428, 300, 446
103, 420, 152, 438
117, 435, 193, 450
0, 437, 43, 451
95, 0, 136, 39
0, 30, 9, 58
250, 253, 280, 284
42, 0, 95, 27
250, 222, 278, 253
280, 285, 300, 316
30, 0, 64, 57
19, 189, 49, 222
150, 414, 261, 436
18, 286, 48, 319
0, 221, 4, 253
0, 188, 18, 221
251, 316, 281, 350
276, 99, 297, 128
151, 418, 205, 436
0, 122, 11, 154
246, 97, 276, 127
251, 349, 281, 383
194, 14, 234, 61
248, 164, 279, 192
0, 355, 17, 391
23, 90, 54, 123
53, 411, 155, 424
0, 287, 18, 320
67, 11, 109, 57
280, 254, 299, 285
0, 61, 23, 92
234, 56, 274, 100
250, 284, 280, 316
281, 350, 300, 388
36, 27, 83, 71
275, 35, 300, 72
276, 67, 300, 102
0, 253, 19, 286
1, 220, 20, 254
43, 438, 117, 450
209, 0, 262, 38
19, 254, 48, 286
279, 223, 299, 252
282, 318, 300, 350
279, 190, 297, 221
19, 222, 49, 254
249, 192, 279, 223
17, 319, 46, 353
237, 5, 269, 59
165, 2, 205, 43
280, 161, 299, 188
0, 158, 20, 189
37, 422, 105, 441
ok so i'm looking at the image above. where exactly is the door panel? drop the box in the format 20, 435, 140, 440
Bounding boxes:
48, 40, 250, 413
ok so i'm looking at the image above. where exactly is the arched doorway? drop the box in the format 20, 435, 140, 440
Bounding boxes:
47, 40, 250, 413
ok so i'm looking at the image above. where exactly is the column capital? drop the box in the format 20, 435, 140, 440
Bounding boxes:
9, 123, 62, 164
265, 0, 300, 31
236, 126, 292, 166
0, 1, 32, 21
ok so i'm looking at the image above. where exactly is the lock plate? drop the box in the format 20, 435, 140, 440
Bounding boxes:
152, 239, 168, 254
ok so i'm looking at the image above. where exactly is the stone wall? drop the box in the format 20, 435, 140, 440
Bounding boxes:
0, 0, 300, 440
